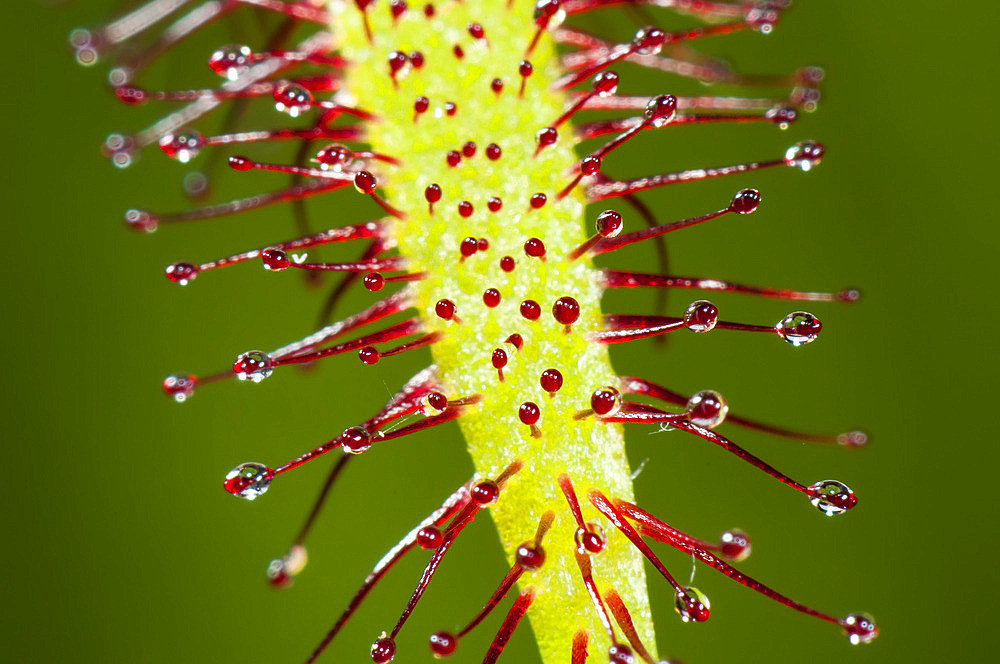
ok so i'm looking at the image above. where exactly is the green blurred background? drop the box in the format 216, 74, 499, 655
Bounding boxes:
3, 1, 995, 663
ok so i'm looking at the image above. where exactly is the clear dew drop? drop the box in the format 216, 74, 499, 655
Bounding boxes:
784, 140, 825, 171
342, 426, 373, 455
765, 105, 797, 130
686, 390, 728, 428
107, 66, 131, 88
266, 557, 293, 589
158, 129, 205, 163
266, 544, 307, 588
842, 612, 879, 645
316, 143, 355, 171
719, 528, 752, 562
632, 26, 666, 56
273, 83, 313, 117
124, 208, 158, 233
643, 94, 677, 128
683, 300, 718, 333
209, 44, 253, 80
70, 28, 98, 66
103, 133, 136, 169
233, 350, 275, 383
745, 5, 779, 34
223, 462, 274, 500
165, 262, 199, 286
162, 375, 197, 403
674, 586, 711, 622
807, 479, 857, 516
838, 430, 869, 448
776, 311, 821, 346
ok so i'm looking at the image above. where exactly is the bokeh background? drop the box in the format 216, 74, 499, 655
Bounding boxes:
3, 2, 995, 663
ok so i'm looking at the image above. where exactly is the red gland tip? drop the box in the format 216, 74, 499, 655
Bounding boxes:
471, 480, 500, 506
371, 636, 396, 663
363, 272, 385, 291
520, 300, 541, 320
460, 236, 478, 257
423, 391, 449, 415
516, 541, 546, 570
414, 96, 430, 118
389, 0, 407, 19
730, 188, 761, 214
524, 237, 546, 258
387, 50, 407, 76
574, 523, 606, 555
540, 369, 563, 393
429, 631, 457, 657
552, 296, 580, 326
435, 299, 457, 320
591, 386, 622, 416
518, 401, 540, 425
228, 155, 253, 171
354, 170, 377, 194
536, 126, 558, 150
581, 155, 601, 176
416, 526, 443, 550
261, 248, 290, 271
358, 346, 380, 365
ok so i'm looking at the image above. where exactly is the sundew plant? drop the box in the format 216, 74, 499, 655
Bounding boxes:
72, 1, 877, 662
